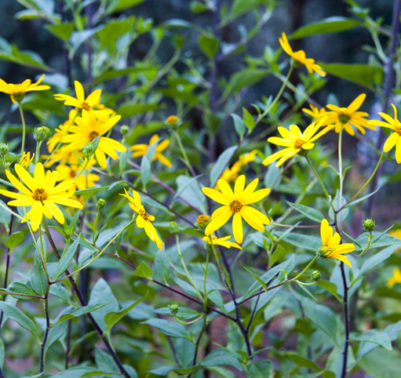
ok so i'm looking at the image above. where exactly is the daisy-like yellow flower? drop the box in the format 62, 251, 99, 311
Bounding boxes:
387, 268, 401, 288
62, 111, 126, 169
47, 110, 77, 153
320, 219, 355, 268
20, 152, 35, 168
321, 93, 375, 136
130, 134, 171, 167
389, 229, 401, 240
0, 163, 83, 231
263, 119, 329, 167
203, 235, 241, 249
202, 175, 270, 244
54, 80, 101, 112
279, 32, 326, 76
121, 189, 163, 250
218, 150, 258, 185
0, 74, 50, 103
55, 163, 99, 191
302, 104, 327, 121
369, 104, 401, 163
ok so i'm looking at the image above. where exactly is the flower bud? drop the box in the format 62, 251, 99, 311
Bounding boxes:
169, 303, 179, 315
166, 115, 179, 125
363, 218, 375, 232
311, 270, 321, 281
196, 214, 210, 227
169, 221, 179, 233
96, 198, 106, 209
0, 143, 8, 158
82, 142, 96, 159
120, 125, 129, 135
34, 126, 50, 142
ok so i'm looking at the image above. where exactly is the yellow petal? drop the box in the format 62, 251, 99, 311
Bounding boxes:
232, 212, 243, 244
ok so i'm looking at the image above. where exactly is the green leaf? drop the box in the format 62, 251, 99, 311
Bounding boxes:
199, 34, 219, 59
5, 231, 26, 249
0, 200, 11, 227
53, 234, 81, 281
30, 251, 48, 296
291, 17, 362, 39
231, 113, 246, 139
69, 27, 102, 58
230, 0, 265, 19
0, 302, 39, 338
243, 266, 267, 291
242, 108, 255, 131
319, 63, 383, 90
284, 351, 322, 371
45, 23, 75, 43
117, 103, 159, 118
247, 360, 274, 378
53, 304, 107, 327
354, 329, 392, 351
0, 37, 50, 71
134, 261, 153, 279
175, 175, 207, 214
201, 348, 243, 372
144, 319, 187, 338
316, 280, 342, 303
286, 202, 324, 222
7, 282, 39, 299
278, 231, 321, 252
105, 0, 144, 14
361, 244, 401, 274
104, 298, 144, 335
222, 69, 269, 100
210, 146, 237, 187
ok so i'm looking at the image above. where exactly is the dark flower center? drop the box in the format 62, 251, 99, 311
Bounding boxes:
89, 131, 99, 141
82, 102, 91, 111
294, 139, 305, 149
230, 200, 243, 213
338, 114, 350, 124
33, 188, 47, 202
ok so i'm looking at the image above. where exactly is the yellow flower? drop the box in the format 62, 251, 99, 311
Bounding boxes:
196, 214, 210, 225
320, 219, 355, 268
321, 93, 375, 136
130, 134, 171, 167
389, 229, 401, 240
279, 32, 326, 76
121, 189, 163, 250
238, 150, 258, 166
202, 175, 270, 244
302, 104, 327, 121
0, 74, 50, 103
166, 115, 179, 124
47, 110, 77, 153
55, 163, 99, 191
0, 163, 83, 231
369, 104, 401, 163
54, 80, 101, 112
61, 111, 126, 169
219, 163, 241, 184
203, 235, 241, 249
20, 152, 35, 168
263, 119, 329, 167
387, 268, 401, 287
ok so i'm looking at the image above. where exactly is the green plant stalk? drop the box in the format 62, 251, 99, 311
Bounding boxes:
176, 234, 203, 300
337, 129, 344, 228
18, 104, 27, 156
173, 130, 196, 176
39, 287, 50, 373
208, 237, 232, 291
35, 141, 42, 163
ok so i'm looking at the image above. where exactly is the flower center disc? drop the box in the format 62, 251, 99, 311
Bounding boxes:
139, 208, 150, 221
339, 113, 350, 124
294, 139, 305, 149
69, 170, 76, 178
230, 200, 243, 213
33, 188, 48, 202
89, 131, 99, 141
82, 102, 91, 111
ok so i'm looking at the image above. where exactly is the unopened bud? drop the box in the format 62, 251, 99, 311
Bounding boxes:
363, 218, 375, 232
166, 115, 179, 125
82, 142, 96, 159
0, 143, 8, 157
34, 126, 50, 142
97, 198, 106, 209
120, 125, 129, 135
169, 221, 179, 233
196, 214, 210, 226
312, 270, 321, 281
169, 303, 179, 315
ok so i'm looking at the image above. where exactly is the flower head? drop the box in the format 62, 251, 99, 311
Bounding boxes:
279, 32, 326, 76
130, 134, 171, 167
320, 219, 355, 268
55, 163, 99, 191
263, 119, 329, 167
202, 175, 270, 244
0, 74, 50, 103
302, 104, 327, 122
54, 81, 101, 112
388, 268, 401, 288
369, 104, 401, 163
202, 235, 241, 249
321, 93, 374, 136
61, 111, 126, 169
166, 115, 179, 125
121, 189, 163, 250
0, 163, 83, 231
20, 152, 35, 168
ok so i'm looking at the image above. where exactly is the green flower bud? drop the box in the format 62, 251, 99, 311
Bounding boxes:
169, 221, 179, 233
82, 142, 96, 159
363, 218, 375, 232
97, 198, 106, 209
34, 126, 51, 142
169, 303, 179, 315
0, 143, 9, 157
311, 270, 321, 281
120, 125, 129, 135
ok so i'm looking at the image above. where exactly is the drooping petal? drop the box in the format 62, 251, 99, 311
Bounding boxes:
5, 170, 31, 196
240, 206, 269, 231
383, 132, 399, 152
232, 212, 243, 244
320, 219, 332, 246
205, 206, 232, 235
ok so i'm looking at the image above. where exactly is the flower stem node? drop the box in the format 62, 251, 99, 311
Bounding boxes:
169, 303, 179, 315
0, 143, 8, 158
96, 198, 106, 210
363, 218, 375, 232
311, 270, 321, 281
34, 126, 51, 142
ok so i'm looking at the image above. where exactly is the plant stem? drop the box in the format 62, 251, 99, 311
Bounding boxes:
39, 288, 50, 373
340, 263, 350, 378
337, 130, 344, 227
173, 130, 196, 176
18, 104, 27, 155
65, 319, 72, 368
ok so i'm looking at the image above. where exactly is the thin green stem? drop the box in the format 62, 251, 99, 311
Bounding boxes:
337, 130, 344, 229
18, 104, 27, 155
173, 130, 196, 176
